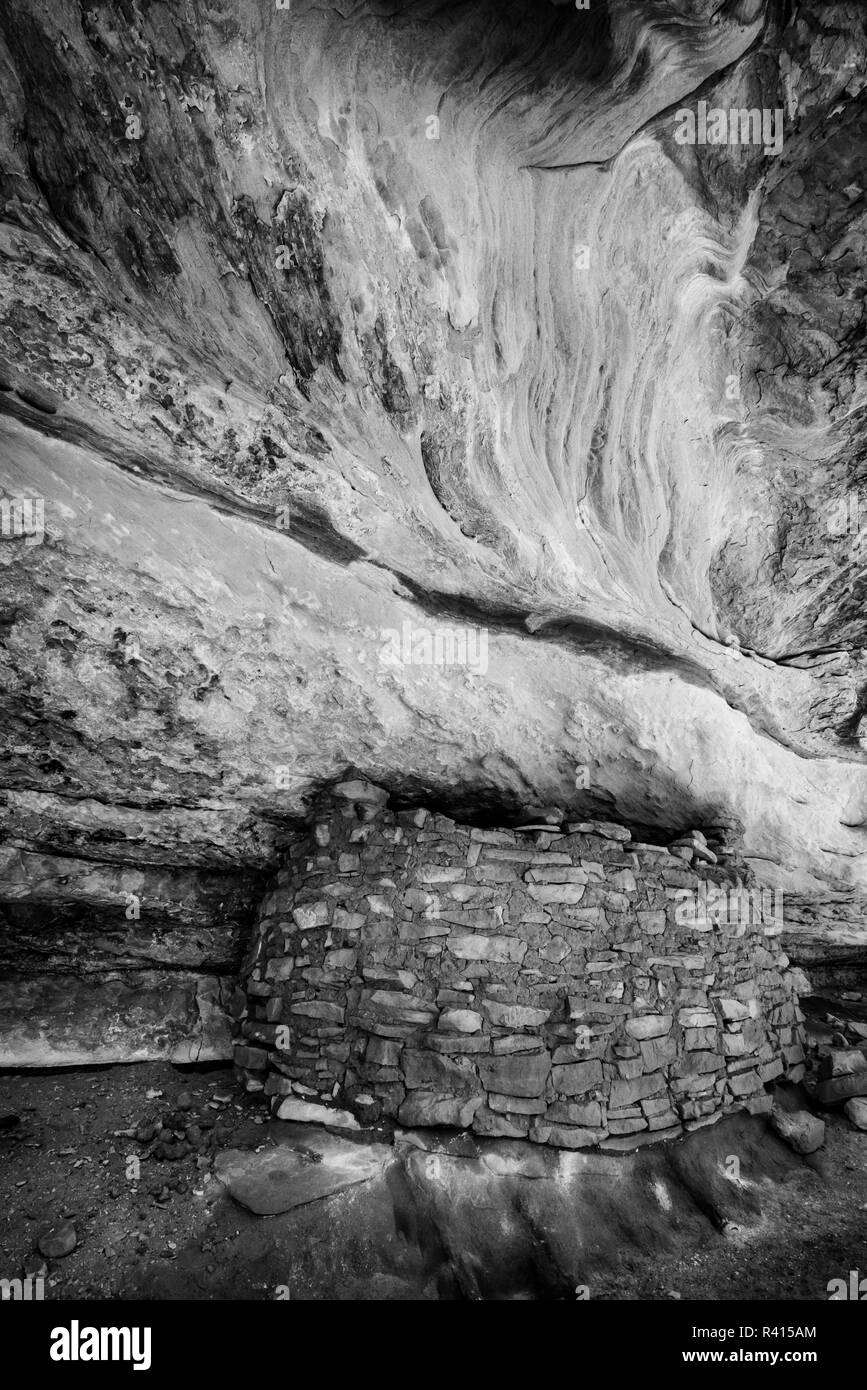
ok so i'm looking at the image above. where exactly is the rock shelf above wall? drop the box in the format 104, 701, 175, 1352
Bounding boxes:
235, 781, 806, 1151
2, 0, 867, 922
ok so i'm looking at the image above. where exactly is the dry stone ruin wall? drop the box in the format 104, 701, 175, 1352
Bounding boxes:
234, 783, 806, 1151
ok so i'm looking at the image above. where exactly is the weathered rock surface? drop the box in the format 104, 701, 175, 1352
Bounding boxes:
214, 1131, 389, 1214
202, 1106, 820, 1299
815, 1070, 867, 1106
844, 1097, 867, 1131
817, 1048, 867, 1081
274, 1098, 360, 1130
2, 1, 867, 1057
769, 1106, 825, 1155
0, 971, 232, 1066
36, 1219, 77, 1260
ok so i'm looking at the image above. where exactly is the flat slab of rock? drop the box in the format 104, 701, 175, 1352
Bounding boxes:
398, 1092, 483, 1128
815, 1070, 867, 1106
274, 1097, 359, 1128
214, 1135, 391, 1215
565, 821, 630, 841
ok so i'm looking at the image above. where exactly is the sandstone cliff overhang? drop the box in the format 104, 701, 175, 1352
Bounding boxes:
1, 1, 867, 1064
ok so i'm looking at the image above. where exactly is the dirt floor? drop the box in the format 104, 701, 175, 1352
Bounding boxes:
0, 1056, 865, 1301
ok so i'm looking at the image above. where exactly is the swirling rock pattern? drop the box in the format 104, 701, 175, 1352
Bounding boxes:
1, 0, 867, 1058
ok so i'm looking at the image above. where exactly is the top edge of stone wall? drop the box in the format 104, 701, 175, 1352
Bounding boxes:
304, 779, 745, 867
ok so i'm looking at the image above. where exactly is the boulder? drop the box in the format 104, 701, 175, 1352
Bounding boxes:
844, 1097, 867, 1131
37, 1220, 77, 1259
769, 1107, 825, 1154
815, 1070, 867, 1106
817, 1048, 867, 1081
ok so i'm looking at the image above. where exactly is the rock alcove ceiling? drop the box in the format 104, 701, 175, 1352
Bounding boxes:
2, 0, 867, 1063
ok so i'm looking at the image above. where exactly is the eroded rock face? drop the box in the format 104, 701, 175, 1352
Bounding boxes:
2, 1, 867, 1058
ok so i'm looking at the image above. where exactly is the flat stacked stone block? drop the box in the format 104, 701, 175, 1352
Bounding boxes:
234, 784, 805, 1149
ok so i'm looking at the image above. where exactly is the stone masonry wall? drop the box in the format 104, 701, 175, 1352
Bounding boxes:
234, 783, 807, 1151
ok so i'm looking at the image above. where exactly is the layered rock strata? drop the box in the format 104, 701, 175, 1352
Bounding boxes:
2, 0, 867, 1062
0, 847, 263, 1064
235, 783, 806, 1150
